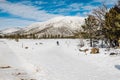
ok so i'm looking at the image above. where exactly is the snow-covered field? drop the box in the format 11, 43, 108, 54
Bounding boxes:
0, 39, 120, 80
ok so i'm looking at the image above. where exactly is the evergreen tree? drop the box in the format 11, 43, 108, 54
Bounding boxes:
105, 1, 120, 40
104, 0, 120, 47
83, 15, 98, 47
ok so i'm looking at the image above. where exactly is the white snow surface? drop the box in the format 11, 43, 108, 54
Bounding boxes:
0, 39, 120, 80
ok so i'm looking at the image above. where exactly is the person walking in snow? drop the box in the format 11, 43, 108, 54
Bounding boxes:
56, 41, 59, 46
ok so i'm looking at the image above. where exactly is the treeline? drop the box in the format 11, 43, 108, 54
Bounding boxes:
81, 0, 120, 47
0, 33, 76, 39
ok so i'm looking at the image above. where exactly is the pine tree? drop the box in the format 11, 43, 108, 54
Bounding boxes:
105, 1, 120, 40
104, 0, 120, 47
83, 15, 98, 47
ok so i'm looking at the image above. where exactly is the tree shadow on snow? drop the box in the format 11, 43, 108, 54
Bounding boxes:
115, 65, 120, 70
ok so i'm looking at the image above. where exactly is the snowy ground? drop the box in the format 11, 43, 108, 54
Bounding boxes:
0, 39, 120, 80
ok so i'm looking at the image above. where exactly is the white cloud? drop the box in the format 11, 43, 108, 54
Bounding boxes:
53, 0, 65, 5
53, 8, 71, 13
69, 3, 83, 10
93, 0, 118, 5
0, 1, 61, 21
34, 1, 48, 5
53, 3, 96, 16
0, 18, 36, 29
53, 3, 83, 14
81, 5, 96, 11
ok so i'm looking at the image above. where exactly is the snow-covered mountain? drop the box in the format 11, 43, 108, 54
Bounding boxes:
25, 16, 84, 31
1, 27, 23, 34
0, 16, 85, 38
24, 16, 84, 37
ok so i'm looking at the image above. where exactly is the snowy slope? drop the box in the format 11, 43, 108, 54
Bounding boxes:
25, 16, 84, 31
1, 27, 22, 34
24, 16, 84, 37
0, 39, 120, 80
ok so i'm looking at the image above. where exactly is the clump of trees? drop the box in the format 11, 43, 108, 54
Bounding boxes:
82, 0, 120, 47
82, 15, 98, 47
104, 0, 120, 47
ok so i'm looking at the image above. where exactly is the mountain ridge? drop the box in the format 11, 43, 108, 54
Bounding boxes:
0, 16, 85, 38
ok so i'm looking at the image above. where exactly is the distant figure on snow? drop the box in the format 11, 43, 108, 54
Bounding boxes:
56, 41, 59, 46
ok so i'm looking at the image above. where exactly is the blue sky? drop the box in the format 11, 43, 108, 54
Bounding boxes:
0, 0, 118, 29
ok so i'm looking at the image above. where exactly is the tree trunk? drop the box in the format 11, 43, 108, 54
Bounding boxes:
101, 39, 104, 48
90, 37, 93, 47
110, 39, 113, 48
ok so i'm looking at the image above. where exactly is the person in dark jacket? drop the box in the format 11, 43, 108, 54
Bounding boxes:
56, 41, 59, 46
